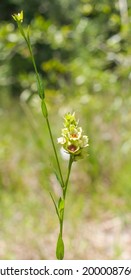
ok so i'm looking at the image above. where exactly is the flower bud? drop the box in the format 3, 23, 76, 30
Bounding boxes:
12, 11, 23, 23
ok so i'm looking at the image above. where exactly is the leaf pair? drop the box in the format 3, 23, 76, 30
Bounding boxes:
50, 193, 64, 220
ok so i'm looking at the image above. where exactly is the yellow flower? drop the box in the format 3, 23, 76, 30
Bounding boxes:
12, 11, 23, 23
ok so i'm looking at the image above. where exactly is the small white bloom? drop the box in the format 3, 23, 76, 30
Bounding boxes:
57, 137, 66, 145
60, 147, 70, 161
82, 135, 89, 147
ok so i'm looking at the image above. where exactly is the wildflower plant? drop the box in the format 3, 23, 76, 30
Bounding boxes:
12, 11, 89, 260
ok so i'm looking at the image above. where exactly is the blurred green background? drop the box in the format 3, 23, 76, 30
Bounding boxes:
0, 0, 131, 259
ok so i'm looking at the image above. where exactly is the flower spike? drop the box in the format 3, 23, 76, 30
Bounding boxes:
58, 112, 89, 160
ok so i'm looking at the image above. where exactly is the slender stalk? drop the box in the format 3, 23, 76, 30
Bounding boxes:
63, 155, 73, 199
46, 117, 64, 188
19, 26, 64, 189
24, 33, 42, 95
17, 23, 43, 99
26, 40, 40, 84
60, 155, 73, 236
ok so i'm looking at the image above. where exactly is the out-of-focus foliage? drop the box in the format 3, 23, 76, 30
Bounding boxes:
0, 0, 131, 259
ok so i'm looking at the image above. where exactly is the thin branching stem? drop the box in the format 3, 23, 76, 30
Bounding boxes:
19, 26, 64, 189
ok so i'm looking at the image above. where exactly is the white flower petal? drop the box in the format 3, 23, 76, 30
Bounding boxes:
57, 137, 66, 144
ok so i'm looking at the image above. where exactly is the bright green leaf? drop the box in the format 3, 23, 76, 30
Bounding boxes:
58, 197, 64, 212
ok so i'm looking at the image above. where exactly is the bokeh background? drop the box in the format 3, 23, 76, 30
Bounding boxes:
0, 0, 131, 259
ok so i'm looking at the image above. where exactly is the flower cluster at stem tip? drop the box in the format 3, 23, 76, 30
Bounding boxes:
57, 112, 89, 161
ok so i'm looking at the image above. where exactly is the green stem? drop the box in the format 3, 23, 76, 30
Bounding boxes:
26, 41, 40, 82
18, 24, 42, 96
64, 155, 73, 199
25, 37, 42, 93
19, 24, 64, 189
46, 117, 64, 189
60, 155, 73, 236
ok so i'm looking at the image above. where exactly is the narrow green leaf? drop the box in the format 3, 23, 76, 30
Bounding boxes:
17, 22, 26, 40
37, 78, 45, 99
49, 192, 59, 220
26, 25, 30, 44
58, 198, 64, 220
56, 234, 64, 260
41, 99, 48, 118
58, 197, 64, 212
54, 170, 62, 188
